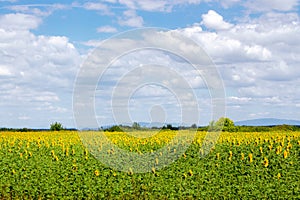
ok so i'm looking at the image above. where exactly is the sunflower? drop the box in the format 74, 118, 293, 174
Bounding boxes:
241, 153, 244, 161
283, 150, 288, 159
263, 157, 269, 168
248, 153, 253, 163
94, 170, 100, 177
216, 153, 220, 160
277, 173, 281, 180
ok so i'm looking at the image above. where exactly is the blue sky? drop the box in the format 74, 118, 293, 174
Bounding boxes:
0, 0, 300, 128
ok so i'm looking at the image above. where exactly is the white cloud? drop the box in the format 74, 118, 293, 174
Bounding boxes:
33, 92, 60, 102
81, 41, 208, 125
0, 65, 12, 76
245, 0, 299, 12
210, 0, 299, 11
138, 0, 170, 12
18, 115, 30, 120
118, 0, 169, 11
175, 10, 300, 122
180, 11, 300, 67
0, 13, 81, 127
228, 96, 252, 104
118, 10, 144, 27
118, 0, 137, 9
0, 13, 41, 30
81, 39, 104, 47
114, 0, 210, 12
103, 0, 117, 3
8, 5, 44, 16
249, 112, 270, 118
181, 25, 203, 37
83, 2, 112, 15
83, 2, 108, 10
201, 10, 233, 31
4, 4, 69, 17
217, 0, 240, 8
1, 1, 300, 126
244, 45, 272, 61
259, 61, 298, 81
97, 25, 118, 33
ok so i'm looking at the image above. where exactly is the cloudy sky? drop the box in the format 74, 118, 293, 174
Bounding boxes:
0, 0, 299, 128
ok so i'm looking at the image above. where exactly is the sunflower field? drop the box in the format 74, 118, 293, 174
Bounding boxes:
0, 130, 299, 199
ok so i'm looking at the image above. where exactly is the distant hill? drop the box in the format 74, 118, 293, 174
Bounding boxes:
138, 122, 192, 128
235, 118, 300, 126
139, 122, 166, 128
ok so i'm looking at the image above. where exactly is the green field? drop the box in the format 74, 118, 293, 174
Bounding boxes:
0, 130, 299, 199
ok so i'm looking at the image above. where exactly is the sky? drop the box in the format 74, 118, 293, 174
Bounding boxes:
0, 0, 299, 128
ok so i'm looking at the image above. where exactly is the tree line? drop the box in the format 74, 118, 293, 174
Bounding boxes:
1, 118, 299, 132
103, 118, 300, 132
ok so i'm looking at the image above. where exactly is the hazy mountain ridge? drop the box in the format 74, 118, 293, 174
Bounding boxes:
235, 118, 300, 126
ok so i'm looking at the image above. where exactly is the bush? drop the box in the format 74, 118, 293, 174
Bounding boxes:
162, 124, 179, 130
104, 125, 124, 132
208, 117, 236, 132
132, 122, 141, 130
50, 122, 64, 131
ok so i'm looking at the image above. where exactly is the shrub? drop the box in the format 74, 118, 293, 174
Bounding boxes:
50, 122, 64, 131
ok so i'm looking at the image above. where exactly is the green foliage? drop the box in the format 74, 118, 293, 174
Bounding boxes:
104, 125, 124, 132
209, 117, 236, 132
132, 122, 141, 130
50, 122, 64, 131
0, 131, 299, 199
162, 124, 179, 130
191, 124, 197, 129
234, 125, 300, 132
271, 124, 299, 131
235, 126, 272, 132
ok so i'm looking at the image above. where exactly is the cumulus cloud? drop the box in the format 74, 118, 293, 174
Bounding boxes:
201, 10, 233, 31
0, 13, 41, 30
0, 13, 81, 127
177, 10, 300, 120
180, 11, 299, 66
118, 10, 144, 27
1, 0, 299, 126
80, 32, 217, 126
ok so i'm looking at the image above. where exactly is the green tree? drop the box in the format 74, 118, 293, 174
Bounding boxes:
50, 122, 64, 131
132, 122, 141, 130
191, 123, 197, 129
105, 125, 124, 132
208, 117, 235, 132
